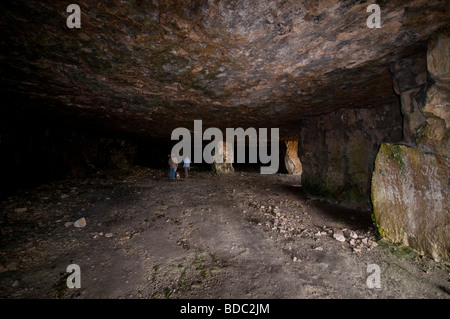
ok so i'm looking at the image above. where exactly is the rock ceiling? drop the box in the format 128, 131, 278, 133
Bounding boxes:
1, 0, 449, 139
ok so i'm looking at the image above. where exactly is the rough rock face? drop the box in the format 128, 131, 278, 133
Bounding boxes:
372, 30, 449, 262
284, 141, 302, 175
299, 103, 402, 208
1, 0, 449, 138
371, 143, 449, 262
421, 31, 450, 157
390, 31, 450, 157
390, 53, 428, 145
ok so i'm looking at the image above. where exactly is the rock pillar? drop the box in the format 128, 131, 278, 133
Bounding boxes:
284, 140, 303, 176
372, 30, 450, 262
212, 140, 234, 174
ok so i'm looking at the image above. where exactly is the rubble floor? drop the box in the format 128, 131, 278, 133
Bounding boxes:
0, 166, 449, 299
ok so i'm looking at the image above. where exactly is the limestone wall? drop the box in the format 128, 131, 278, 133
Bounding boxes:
299, 103, 402, 209
371, 30, 450, 262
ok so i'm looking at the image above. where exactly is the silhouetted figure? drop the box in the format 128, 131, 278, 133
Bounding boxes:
168, 153, 178, 180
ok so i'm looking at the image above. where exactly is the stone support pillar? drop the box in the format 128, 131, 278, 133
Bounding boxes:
212, 140, 234, 174
372, 30, 450, 262
284, 140, 302, 176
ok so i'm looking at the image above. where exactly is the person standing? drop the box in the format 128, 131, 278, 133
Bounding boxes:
168, 153, 178, 180
183, 156, 191, 179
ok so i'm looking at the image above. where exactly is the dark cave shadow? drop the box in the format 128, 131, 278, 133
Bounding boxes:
277, 183, 374, 231
437, 285, 450, 295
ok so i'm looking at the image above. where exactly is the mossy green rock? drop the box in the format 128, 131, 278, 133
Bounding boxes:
371, 143, 450, 262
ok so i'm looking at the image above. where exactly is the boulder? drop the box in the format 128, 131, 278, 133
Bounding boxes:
371, 143, 450, 262
390, 31, 450, 158
74, 217, 87, 228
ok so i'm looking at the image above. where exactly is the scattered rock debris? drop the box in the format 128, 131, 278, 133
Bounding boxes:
74, 217, 86, 228
0, 167, 448, 299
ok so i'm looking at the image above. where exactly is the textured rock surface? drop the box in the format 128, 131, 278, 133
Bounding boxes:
390, 53, 428, 145
371, 30, 450, 262
419, 31, 450, 157
299, 103, 402, 208
390, 30, 450, 157
371, 143, 450, 262
284, 140, 302, 175
1, 0, 449, 138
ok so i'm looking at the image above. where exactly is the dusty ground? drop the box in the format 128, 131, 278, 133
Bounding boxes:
0, 166, 449, 299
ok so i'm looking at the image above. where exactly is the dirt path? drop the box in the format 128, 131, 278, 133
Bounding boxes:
0, 167, 448, 299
